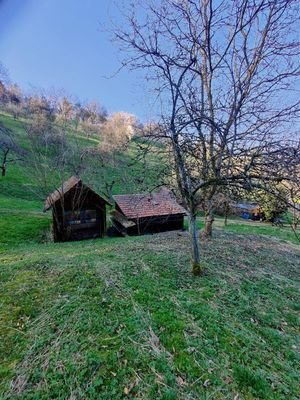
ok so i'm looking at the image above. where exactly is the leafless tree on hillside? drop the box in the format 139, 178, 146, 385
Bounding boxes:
114, 0, 300, 274
56, 96, 74, 124
0, 122, 26, 176
24, 107, 112, 210
99, 111, 137, 155
0, 61, 9, 86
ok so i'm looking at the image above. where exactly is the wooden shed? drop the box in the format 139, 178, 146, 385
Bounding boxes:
44, 176, 109, 242
231, 202, 262, 220
112, 187, 186, 235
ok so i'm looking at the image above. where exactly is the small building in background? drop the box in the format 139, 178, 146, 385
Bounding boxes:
111, 187, 186, 235
44, 176, 110, 242
231, 202, 262, 220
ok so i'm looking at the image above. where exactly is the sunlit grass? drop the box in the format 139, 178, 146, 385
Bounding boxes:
0, 112, 299, 399
0, 231, 299, 399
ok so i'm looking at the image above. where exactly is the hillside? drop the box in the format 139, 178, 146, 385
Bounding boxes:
0, 113, 300, 399
0, 112, 160, 251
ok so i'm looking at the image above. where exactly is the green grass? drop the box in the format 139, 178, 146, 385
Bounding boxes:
0, 112, 160, 198
0, 232, 299, 399
0, 113, 299, 399
0, 212, 50, 252
225, 222, 300, 245
196, 216, 300, 245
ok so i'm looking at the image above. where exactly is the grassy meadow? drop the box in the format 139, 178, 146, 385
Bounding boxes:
0, 113, 299, 399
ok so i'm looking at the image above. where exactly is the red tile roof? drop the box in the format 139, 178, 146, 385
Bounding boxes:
113, 188, 186, 219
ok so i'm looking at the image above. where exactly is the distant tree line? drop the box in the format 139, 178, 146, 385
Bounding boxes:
0, 62, 144, 194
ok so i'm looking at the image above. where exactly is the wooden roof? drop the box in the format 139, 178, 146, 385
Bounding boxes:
44, 176, 110, 211
113, 188, 187, 219
110, 209, 136, 228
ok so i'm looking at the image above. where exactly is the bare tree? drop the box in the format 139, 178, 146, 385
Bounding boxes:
290, 185, 300, 230
99, 111, 137, 155
75, 101, 107, 138
56, 96, 74, 124
0, 122, 26, 176
0, 81, 9, 107
0, 65, 22, 117
85, 101, 107, 125
25, 94, 55, 121
114, 0, 300, 274
73, 102, 85, 130
0, 61, 9, 86
283, 164, 300, 230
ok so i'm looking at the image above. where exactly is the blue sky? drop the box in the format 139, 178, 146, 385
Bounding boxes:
0, 0, 154, 120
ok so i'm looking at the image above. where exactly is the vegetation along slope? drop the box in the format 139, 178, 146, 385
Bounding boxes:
0, 113, 299, 399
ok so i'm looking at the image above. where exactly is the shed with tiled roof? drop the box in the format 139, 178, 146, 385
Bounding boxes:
44, 176, 110, 242
112, 187, 186, 235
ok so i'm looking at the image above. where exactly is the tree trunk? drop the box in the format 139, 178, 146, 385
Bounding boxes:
1, 150, 9, 177
224, 213, 228, 226
189, 214, 203, 275
203, 211, 214, 238
224, 203, 229, 226
292, 210, 298, 231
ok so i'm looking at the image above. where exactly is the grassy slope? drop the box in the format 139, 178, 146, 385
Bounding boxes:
0, 114, 299, 399
1, 233, 299, 400
0, 112, 158, 250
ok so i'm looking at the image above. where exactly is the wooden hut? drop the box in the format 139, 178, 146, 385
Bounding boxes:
44, 176, 110, 242
112, 187, 186, 235
231, 202, 262, 220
